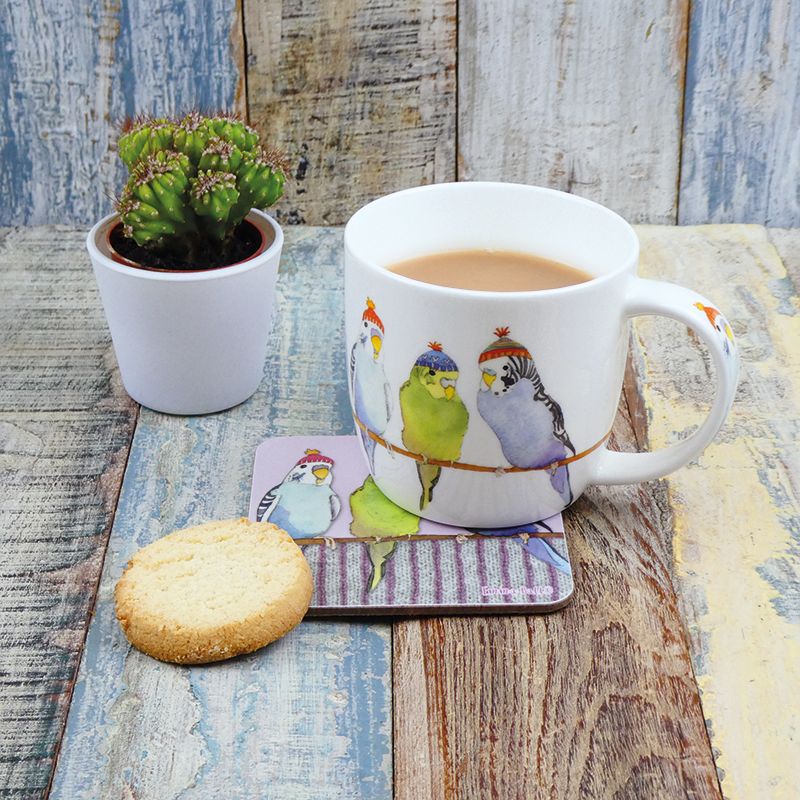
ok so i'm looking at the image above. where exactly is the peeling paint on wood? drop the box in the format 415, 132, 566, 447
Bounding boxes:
50, 228, 392, 799
3, 2, 800, 227
458, 0, 688, 223
244, 0, 456, 226
0, 227, 138, 796
393, 389, 722, 799
633, 225, 800, 798
768, 228, 800, 296
0, 0, 244, 226
679, 2, 800, 225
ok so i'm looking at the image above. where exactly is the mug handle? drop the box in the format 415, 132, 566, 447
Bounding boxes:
591, 278, 739, 485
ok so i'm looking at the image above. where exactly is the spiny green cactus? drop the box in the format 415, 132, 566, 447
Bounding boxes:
114, 112, 287, 268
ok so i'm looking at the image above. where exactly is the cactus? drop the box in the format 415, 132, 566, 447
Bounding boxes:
114, 112, 287, 268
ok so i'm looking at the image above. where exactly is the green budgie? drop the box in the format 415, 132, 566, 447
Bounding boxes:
349, 476, 420, 591
399, 342, 469, 510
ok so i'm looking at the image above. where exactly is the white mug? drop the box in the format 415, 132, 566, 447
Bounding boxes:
344, 183, 738, 528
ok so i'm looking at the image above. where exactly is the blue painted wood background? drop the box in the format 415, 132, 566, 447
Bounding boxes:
50, 228, 393, 799
0, 0, 243, 226
0, 0, 797, 227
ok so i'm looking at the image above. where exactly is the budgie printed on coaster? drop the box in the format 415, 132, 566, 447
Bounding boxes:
249, 435, 574, 616
255, 449, 340, 538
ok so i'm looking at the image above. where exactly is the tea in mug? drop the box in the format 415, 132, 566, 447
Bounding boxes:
388, 249, 592, 292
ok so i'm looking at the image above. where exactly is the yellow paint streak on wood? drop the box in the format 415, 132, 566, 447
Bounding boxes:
633, 224, 800, 799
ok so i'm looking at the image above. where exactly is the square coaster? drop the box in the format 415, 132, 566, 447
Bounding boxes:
249, 435, 573, 615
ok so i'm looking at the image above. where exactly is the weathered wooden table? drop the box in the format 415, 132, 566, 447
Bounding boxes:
1, 225, 797, 799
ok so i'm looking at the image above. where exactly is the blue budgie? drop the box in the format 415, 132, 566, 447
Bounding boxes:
350, 298, 392, 471
475, 521, 570, 574
256, 449, 341, 538
477, 327, 575, 505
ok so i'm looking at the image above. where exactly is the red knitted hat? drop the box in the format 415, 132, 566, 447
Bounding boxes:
362, 298, 384, 333
296, 448, 334, 467
478, 327, 531, 363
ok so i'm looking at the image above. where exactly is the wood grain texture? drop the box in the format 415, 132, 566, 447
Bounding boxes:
4, 1, 800, 227
393, 392, 722, 798
0, 0, 244, 227
458, 0, 688, 224
768, 228, 800, 288
0, 227, 138, 797
50, 228, 392, 800
244, 0, 456, 226
633, 225, 800, 798
678, 2, 800, 226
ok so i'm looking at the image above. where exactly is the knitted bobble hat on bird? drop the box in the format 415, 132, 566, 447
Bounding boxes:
479, 327, 532, 363
362, 298, 384, 333
415, 342, 458, 372
296, 448, 334, 467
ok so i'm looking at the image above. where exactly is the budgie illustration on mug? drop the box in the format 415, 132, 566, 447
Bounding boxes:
477, 327, 575, 505
256, 449, 341, 538
694, 301, 735, 356
350, 298, 392, 471
400, 341, 469, 511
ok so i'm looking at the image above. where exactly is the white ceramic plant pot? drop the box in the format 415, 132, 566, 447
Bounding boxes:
87, 209, 283, 415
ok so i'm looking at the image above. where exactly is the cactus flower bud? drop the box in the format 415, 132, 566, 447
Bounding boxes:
116, 151, 197, 246
173, 112, 212, 163
206, 114, 259, 152
118, 117, 176, 169
189, 170, 240, 241
198, 137, 244, 173
230, 147, 288, 224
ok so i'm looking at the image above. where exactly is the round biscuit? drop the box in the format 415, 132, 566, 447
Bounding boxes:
115, 518, 313, 664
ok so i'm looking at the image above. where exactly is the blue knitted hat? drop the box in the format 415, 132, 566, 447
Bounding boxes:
415, 342, 458, 372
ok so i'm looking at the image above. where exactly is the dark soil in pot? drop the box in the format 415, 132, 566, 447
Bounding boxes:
108, 219, 264, 271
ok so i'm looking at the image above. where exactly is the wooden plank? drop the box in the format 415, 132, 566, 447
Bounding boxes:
393, 389, 722, 798
632, 225, 800, 798
768, 228, 800, 288
244, 0, 456, 226
50, 228, 392, 800
0, 227, 138, 797
458, 0, 688, 224
679, 3, 800, 225
0, 0, 244, 226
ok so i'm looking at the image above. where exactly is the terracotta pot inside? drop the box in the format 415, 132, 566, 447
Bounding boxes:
96, 213, 276, 273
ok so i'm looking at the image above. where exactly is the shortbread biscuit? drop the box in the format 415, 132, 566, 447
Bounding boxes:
115, 518, 313, 664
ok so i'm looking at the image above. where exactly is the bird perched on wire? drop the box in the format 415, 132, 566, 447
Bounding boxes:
256, 449, 341, 538
474, 521, 570, 574
349, 475, 420, 591
399, 341, 469, 511
350, 298, 392, 471
477, 327, 575, 505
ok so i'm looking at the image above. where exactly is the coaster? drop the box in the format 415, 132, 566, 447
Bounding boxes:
249, 435, 574, 616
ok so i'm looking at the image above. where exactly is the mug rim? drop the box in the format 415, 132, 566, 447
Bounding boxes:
344, 182, 640, 299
